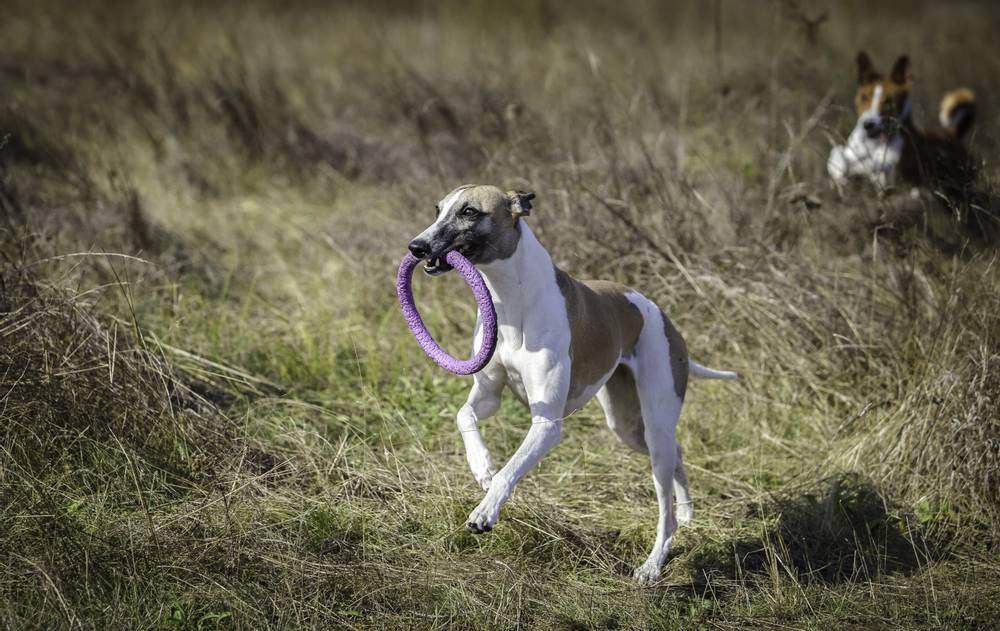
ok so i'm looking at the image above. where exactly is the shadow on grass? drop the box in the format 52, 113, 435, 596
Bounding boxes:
686, 473, 935, 591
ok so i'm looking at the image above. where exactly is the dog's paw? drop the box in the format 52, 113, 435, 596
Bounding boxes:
467, 453, 496, 491
465, 519, 492, 534
474, 468, 496, 491
633, 561, 663, 584
676, 502, 693, 526
465, 497, 501, 534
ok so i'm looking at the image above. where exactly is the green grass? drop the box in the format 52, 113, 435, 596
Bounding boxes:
2, 0, 1000, 628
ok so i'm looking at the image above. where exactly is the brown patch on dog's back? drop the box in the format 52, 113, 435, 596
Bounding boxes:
554, 269, 643, 410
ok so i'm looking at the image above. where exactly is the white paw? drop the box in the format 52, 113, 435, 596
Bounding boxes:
465, 494, 502, 534
676, 502, 693, 526
827, 145, 848, 182
474, 468, 496, 491
467, 453, 496, 491
633, 561, 663, 584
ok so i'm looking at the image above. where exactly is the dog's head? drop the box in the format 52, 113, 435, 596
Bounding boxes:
408, 185, 535, 276
851, 52, 913, 140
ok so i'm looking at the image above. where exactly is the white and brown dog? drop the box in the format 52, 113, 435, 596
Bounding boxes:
408, 185, 737, 582
828, 52, 976, 193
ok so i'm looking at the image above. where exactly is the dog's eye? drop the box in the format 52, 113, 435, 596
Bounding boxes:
460, 206, 480, 218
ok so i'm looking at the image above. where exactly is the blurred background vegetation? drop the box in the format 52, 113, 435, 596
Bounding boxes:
1, 0, 999, 628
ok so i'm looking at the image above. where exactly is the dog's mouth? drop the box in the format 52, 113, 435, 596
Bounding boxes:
423, 256, 454, 276
422, 243, 480, 276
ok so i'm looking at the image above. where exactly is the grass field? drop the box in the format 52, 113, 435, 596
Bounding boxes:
2, 0, 1000, 628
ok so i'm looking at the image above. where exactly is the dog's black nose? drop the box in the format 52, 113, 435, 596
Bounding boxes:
408, 239, 430, 259
863, 120, 878, 132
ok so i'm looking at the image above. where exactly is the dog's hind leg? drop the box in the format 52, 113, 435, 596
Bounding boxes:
457, 367, 505, 490
632, 391, 681, 583
673, 444, 693, 526
625, 300, 686, 582
596, 364, 648, 454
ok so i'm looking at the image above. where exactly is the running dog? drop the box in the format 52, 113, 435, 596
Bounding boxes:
407, 185, 737, 582
828, 52, 976, 194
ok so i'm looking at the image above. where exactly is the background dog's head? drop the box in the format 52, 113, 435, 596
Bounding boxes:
408, 185, 535, 275
852, 52, 913, 139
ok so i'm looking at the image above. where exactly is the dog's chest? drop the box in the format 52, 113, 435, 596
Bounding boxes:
492, 330, 542, 407
491, 326, 565, 410
847, 127, 903, 175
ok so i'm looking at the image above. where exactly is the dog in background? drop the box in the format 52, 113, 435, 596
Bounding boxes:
828, 51, 976, 196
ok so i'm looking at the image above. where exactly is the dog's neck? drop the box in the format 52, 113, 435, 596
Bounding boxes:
896, 98, 915, 136
477, 221, 553, 315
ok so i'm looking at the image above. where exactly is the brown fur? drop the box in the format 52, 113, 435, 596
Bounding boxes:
554, 270, 644, 413
463, 186, 522, 264
897, 126, 977, 193
420, 185, 527, 267
941, 88, 976, 139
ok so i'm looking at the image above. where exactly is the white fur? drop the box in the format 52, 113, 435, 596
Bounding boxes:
455, 220, 734, 582
690, 361, 738, 380
622, 294, 685, 582
828, 85, 906, 190
439, 186, 468, 218
460, 224, 570, 525
939, 99, 969, 132
418, 186, 473, 241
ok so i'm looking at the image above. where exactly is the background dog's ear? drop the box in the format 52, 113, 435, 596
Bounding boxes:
890, 55, 912, 86
507, 190, 535, 217
856, 51, 877, 84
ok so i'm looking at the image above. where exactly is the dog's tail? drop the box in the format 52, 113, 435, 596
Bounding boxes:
939, 88, 976, 140
689, 360, 739, 380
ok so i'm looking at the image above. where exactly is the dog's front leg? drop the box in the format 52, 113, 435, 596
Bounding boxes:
827, 144, 850, 187
466, 353, 568, 533
457, 372, 504, 490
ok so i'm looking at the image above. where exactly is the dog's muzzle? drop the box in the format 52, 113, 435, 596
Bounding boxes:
863, 119, 882, 139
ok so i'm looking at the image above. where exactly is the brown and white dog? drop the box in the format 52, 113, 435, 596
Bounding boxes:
828, 51, 976, 194
408, 185, 737, 582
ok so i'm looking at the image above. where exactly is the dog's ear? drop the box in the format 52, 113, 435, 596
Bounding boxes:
890, 54, 912, 86
856, 51, 878, 84
507, 190, 535, 218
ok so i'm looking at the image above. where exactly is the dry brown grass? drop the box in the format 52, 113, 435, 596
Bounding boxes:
2, 0, 1000, 628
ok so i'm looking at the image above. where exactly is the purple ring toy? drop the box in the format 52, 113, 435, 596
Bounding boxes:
396, 250, 498, 375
